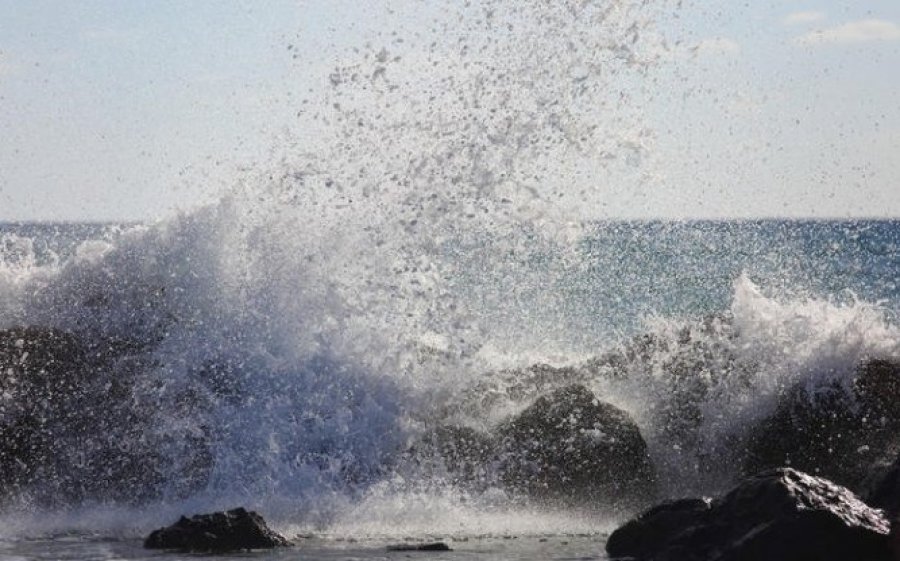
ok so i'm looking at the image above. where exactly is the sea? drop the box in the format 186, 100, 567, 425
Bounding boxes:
2, 1, 899, 559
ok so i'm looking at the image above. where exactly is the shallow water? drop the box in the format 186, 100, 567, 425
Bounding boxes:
0, 534, 606, 561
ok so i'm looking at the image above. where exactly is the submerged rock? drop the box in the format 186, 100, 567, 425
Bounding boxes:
499, 384, 656, 511
606, 468, 891, 561
744, 359, 900, 493
387, 542, 452, 551
144, 507, 289, 552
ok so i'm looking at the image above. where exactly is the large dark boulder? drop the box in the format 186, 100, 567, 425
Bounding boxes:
498, 384, 656, 511
606, 498, 712, 559
744, 359, 900, 493
144, 507, 289, 552
864, 453, 900, 517
606, 468, 891, 561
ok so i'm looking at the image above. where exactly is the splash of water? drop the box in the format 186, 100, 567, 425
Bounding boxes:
1, 0, 899, 540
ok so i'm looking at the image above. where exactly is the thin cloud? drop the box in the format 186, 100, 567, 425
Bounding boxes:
783, 11, 826, 26
794, 19, 900, 45
690, 37, 740, 57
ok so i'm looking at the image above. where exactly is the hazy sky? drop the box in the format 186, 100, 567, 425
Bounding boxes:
0, 0, 898, 221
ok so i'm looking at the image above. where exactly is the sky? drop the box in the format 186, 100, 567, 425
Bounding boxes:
0, 0, 898, 221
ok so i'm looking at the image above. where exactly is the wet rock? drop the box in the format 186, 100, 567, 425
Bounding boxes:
744, 359, 900, 493
387, 542, 452, 551
499, 384, 656, 511
606, 468, 891, 561
605, 498, 712, 560
584, 314, 754, 489
865, 453, 900, 517
144, 507, 289, 552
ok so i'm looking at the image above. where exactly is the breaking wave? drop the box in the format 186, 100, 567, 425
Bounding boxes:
0, 0, 898, 540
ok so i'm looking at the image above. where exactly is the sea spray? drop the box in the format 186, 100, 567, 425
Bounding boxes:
0, 0, 898, 540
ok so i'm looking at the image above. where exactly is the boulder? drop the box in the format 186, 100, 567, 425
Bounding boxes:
605, 498, 712, 559
498, 384, 656, 511
387, 542, 452, 551
447, 363, 588, 421
606, 468, 891, 561
744, 359, 900, 493
864, 453, 900, 517
144, 507, 289, 552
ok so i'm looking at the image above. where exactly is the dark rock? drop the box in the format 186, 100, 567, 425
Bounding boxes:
584, 314, 754, 490
0, 326, 213, 505
744, 359, 900, 493
607, 468, 891, 561
865, 454, 900, 517
144, 507, 289, 552
0, 326, 101, 501
605, 498, 712, 560
387, 542, 452, 551
498, 384, 656, 511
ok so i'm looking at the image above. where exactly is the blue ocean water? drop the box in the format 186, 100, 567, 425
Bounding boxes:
4, 219, 898, 334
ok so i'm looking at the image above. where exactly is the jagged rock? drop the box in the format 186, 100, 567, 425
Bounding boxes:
606, 468, 891, 561
144, 507, 289, 552
498, 384, 656, 511
744, 359, 900, 493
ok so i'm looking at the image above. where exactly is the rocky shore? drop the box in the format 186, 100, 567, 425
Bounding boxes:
3, 321, 900, 559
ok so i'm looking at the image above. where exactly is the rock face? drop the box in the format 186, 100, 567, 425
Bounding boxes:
144, 508, 289, 552
744, 359, 900, 493
499, 384, 656, 511
606, 468, 891, 561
